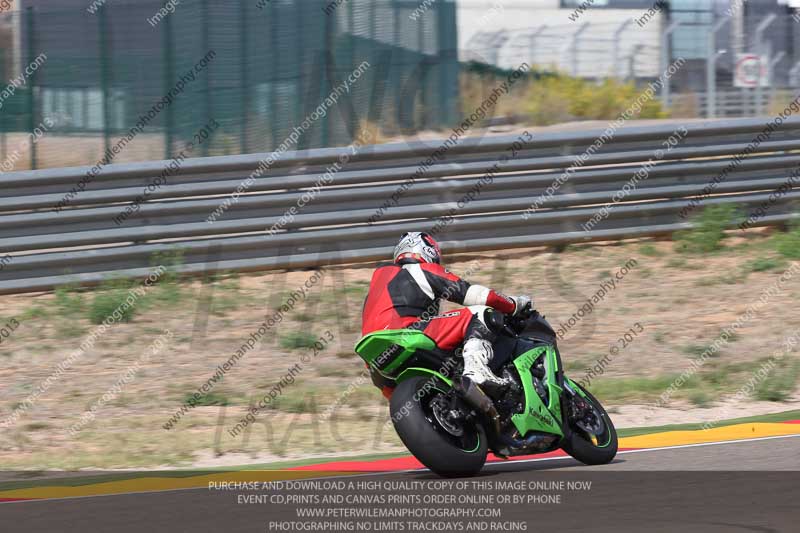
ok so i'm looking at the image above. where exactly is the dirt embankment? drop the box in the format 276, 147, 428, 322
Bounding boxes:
0, 228, 798, 469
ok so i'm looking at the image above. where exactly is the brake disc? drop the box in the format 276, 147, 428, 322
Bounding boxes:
431, 397, 465, 437
571, 397, 604, 435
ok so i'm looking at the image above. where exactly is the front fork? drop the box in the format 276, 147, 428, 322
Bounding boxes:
557, 345, 598, 440
550, 343, 585, 441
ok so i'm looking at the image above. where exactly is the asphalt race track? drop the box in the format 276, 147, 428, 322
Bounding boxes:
2, 435, 799, 533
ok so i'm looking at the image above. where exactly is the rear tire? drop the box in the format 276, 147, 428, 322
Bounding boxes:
390, 376, 488, 478
561, 384, 618, 465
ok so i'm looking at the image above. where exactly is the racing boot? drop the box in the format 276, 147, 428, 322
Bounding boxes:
462, 338, 511, 394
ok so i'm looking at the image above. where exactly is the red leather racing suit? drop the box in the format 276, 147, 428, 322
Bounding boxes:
361, 259, 515, 351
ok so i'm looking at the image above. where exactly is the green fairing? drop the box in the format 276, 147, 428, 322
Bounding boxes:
512, 347, 564, 438
354, 330, 436, 378
357, 331, 569, 439
564, 377, 589, 399
396, 367, 454, 387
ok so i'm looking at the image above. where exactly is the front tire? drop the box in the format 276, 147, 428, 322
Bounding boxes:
390, 376, 488, 477
561, 383, 618, 465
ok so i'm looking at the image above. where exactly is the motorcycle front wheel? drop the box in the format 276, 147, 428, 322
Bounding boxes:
561, 382, 618, 465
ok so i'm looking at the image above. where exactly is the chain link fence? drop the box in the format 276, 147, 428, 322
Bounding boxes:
0, 0, 459, 170
461, 5, 800, 122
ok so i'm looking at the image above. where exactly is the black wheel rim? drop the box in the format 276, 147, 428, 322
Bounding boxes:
568, 394, 612, 449
419, 386, 481, 453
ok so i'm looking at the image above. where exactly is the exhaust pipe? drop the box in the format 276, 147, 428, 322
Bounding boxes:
457, 377, 557, 455
499, 432, 555, 451
457, 377, 502, 436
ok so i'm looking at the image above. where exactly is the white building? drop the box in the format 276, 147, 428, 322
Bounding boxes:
457, 0, 666, 78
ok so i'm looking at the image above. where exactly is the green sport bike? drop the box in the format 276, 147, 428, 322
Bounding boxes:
354, 306, 617, 477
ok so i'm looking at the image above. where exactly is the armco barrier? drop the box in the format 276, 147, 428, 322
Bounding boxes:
1, 117, 799, 294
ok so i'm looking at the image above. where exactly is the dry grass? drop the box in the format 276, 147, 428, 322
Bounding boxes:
0, 227, 799, 469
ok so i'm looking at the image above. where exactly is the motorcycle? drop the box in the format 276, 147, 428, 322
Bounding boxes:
354, 304, 618, 477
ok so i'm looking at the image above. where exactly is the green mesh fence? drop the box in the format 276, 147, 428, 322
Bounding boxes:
1, 0, 459, 170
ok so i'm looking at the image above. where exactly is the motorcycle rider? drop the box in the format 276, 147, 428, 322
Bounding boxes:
361, 232, 531, 395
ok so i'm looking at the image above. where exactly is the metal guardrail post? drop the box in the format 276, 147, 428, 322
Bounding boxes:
201, 0, 211, 157
755, 14, 776, 117
162, 10, 175, 159
528, 25, 548, 67
270, 1, 280, 149
25, 7, 37, 169
0, 51, 5, 163
99, 4, 112, 157
571, 23, 589, 77
706, 17, 730, 119
323, 0, 335, 148
349, 0, 359, 136
294, 0, 305, 150
769, 51, 786, 113
239, 0, 249, 153
628, 43, 644, 81
661, 21, 680, 110
436, 0, 459, 128
612, 20, 632, 79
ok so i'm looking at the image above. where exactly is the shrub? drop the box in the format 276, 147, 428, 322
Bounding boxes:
666, 257, 688, 269
88, 279, 138, 325
683, 343, 714, 359
460, 63, 534, 121
20, 305, 48, 321
772, 221, 800, 259
743, 257, 784, 273
355, 119, 386, 145
674, 205, 738, 254
54, 285, 84, 316
753, 362, 799, 402
688, 390, 712, 408
279, 331, 319, 350
527, 73, 666, 126
275, 392, 318, 414
209, 272, 243, 316
639, 244, 659, 257
147, 250, 184, 306
526, 75, 575, 125
184, 391, 229, 406
701, 366, 734, 387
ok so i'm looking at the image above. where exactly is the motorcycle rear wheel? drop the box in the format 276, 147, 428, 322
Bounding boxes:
390, 376, 488, 478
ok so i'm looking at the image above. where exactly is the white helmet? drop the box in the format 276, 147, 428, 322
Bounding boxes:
393, 232, 441, 264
